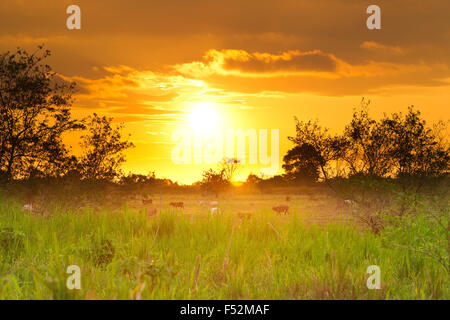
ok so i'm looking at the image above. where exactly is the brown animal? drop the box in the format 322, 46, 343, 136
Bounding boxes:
237, 212, 252, 220
286, 196, 290, 201
147, 207, 157, 217
142, 199, 153, 205
272, 205, 289, 215
22, 203, 49, 218
169, 201, 184, 209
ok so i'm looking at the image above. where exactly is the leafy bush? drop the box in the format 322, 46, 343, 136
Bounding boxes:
383, 202, 449, 275
90, 239, 115, 267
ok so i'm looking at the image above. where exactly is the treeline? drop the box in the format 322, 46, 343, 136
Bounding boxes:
1, 47, 448, 202
198, 99, 449, 196
283, 99, 449, 183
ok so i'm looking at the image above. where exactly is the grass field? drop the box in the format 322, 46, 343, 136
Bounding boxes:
0, 193, 448, 300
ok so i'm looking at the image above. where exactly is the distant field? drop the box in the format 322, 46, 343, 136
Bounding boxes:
127, 193, 355, 225
0, 194, 448, 299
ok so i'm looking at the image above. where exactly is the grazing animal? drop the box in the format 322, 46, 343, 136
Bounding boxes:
198, 200, 218, 207
142, 199, 153, 205
147, 207, 157, 217
344, 199, 356, 205
210, 207, 218, 215
170, 201, 184, 209
237, 212, 252, 220
22, 203, 48, 217
22, 204, 34, 212
286, 196, 290, 202
272, 205, 289, 215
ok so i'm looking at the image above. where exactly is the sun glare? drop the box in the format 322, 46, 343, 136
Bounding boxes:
188, 102, 220, 134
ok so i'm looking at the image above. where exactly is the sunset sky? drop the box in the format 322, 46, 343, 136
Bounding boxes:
1, 0, 449, 184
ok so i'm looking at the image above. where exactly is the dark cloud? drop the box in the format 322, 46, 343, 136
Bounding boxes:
1, 0, 449, 68
223, 50, 337, 73
1, 0, 449, 95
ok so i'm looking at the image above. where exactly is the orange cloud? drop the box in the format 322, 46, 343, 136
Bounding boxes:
174, 48, 449, 93
360, 41, 405, 55
222, 50, 337, 73
175, 49, 341, 78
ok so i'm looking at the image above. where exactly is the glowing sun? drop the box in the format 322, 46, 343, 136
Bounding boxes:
188, 103, 220, 134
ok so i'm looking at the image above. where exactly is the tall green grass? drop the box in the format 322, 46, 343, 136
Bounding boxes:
0, 197, 448, 299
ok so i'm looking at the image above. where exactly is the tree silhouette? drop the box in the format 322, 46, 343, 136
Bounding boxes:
382, 106, 449, 176
282, 144, 321, 183
0, 46, 136, 182
341, 99, 394, 176
284, 118, 344, 182
284, 100, 448, 182
200, 168, 229, 197
0, 46, 82, 180
77, 113, 134, 181
220, 157, 241, 182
